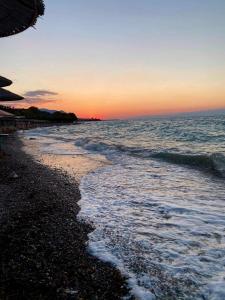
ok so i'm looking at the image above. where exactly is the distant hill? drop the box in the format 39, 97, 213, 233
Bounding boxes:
132, 108, 225, 120
175, 108, 225, 117
39, 108, 58, 114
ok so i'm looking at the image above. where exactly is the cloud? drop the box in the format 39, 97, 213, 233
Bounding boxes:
23, 98, 56, 104
22, 89, 58, 105
24, 90, 58, 98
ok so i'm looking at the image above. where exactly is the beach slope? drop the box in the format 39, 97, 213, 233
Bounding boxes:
0, 136, 129, 299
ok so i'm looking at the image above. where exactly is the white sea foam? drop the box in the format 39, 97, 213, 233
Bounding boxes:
78, 157, 225, 299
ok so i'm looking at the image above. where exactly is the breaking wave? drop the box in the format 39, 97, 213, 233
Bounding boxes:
75, 137, 225, 177
152, 152, 225, 177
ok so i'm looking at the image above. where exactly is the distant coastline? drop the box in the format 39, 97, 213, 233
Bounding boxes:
127, 107, 225, 121
0, 105, 101, 133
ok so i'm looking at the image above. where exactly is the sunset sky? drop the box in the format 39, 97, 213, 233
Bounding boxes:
1, 0, 225, 119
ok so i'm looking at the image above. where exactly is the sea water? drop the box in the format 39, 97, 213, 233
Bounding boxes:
24, 115, 225, 299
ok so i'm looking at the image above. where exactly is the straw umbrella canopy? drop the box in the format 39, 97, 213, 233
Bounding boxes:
0, 78, 23, 101
0, 1, 45, 104
0, 76, 13, 87
0, 109, 15, 118
0, 88, 24, 101
0, 0, 45, 38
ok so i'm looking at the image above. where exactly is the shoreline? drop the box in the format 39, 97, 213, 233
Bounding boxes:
21, 131, 109, 184
0, 134, 130, 299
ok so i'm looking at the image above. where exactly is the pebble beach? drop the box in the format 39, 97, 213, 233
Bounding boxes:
0, 135, 129, 299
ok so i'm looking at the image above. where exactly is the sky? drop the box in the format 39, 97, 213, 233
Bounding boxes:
1, 0, 225, 119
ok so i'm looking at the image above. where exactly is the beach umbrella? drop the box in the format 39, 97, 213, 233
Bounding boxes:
0, 109, 15, 118
0, 0, 45, 38
0, 88, 24, 101
0, 76, 13, 87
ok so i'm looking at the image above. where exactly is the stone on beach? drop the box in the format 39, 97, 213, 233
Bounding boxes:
9, 171, 19, 179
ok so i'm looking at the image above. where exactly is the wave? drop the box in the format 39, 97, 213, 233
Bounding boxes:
152, 152, 225, 177
75, 137, 225, 178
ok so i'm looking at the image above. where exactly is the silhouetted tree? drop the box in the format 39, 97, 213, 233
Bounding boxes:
0, 105, 78, 123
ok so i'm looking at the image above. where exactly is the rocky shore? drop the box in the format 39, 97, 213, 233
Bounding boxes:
0, 135, 129, 299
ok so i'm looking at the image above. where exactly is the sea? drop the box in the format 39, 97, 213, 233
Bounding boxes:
24, 115, 225, 300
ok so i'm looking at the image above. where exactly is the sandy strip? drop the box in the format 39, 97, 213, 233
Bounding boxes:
21, 135, 109, 183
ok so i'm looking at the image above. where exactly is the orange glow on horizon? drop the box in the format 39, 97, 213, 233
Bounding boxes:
11, 84, 225, 119
13, 96, 225, 119
9, 69, 225, 119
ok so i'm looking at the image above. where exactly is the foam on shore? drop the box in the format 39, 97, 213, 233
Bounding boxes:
21, 131, 108, 183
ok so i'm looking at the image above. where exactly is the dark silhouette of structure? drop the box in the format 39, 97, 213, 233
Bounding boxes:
0, 0, 45, 38
0, 0, 45, 105
0, 76, 24, 101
